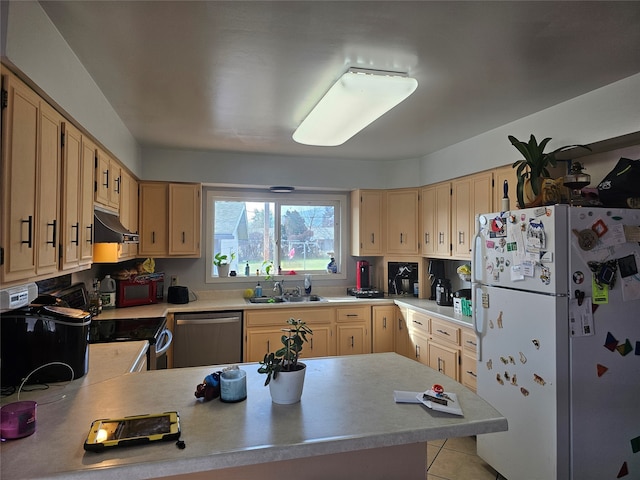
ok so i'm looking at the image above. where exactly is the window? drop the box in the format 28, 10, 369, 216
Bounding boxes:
205, 189, 347, 282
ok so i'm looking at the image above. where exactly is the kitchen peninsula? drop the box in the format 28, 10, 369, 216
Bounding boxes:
1, 353, 506, 480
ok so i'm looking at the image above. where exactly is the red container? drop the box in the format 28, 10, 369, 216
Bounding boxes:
356, 261, 370, 290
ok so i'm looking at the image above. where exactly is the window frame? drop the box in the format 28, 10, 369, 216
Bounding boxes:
205, 188, 348, 284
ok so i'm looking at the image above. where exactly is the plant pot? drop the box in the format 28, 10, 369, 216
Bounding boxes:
268, 363, 306, 404
217, 264, 230, 277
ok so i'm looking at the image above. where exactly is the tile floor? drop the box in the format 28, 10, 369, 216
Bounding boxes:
427, 436, 506, 480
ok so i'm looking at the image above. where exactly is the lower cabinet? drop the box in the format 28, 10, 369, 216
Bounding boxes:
372, 305, 397, 353
461, 327, 478, 392
244, 307, 338, 362
427, 341, 460, 381
336, 305, 371, 356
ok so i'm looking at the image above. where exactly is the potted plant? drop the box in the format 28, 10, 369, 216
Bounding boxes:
509, 134, 590, 208
213, 251, 235, 277
258, 318, 313, 404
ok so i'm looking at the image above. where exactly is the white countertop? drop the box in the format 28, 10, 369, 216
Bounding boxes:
0, 353, 505, 480
94, 294, 473, 327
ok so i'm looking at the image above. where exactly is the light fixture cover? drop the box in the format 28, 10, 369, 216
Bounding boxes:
293, 68, 418, 146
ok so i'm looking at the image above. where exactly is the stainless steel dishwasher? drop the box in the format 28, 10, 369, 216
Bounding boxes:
173, 311, 243, 368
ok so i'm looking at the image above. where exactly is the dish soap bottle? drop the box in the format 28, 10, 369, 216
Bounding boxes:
254, 282, 262, 298
304, 274, 312, 294
245, 262, 250, 276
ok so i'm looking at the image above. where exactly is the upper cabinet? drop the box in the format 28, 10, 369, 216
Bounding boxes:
138, 182, 201, 258
60, 122, 94, 271
351, 189, 384, 256
95, 148, 121, 210
420, 182, 451, 258
385, 188, 419, 255
493, 164, 518, 211
452, 171, 493, 259
118, 169, 138, 260
1, 72, 62, 284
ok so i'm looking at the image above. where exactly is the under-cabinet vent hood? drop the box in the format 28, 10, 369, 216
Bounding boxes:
94, 208, 139, 244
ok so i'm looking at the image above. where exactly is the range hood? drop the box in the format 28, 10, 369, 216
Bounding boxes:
94, 208, 139, 243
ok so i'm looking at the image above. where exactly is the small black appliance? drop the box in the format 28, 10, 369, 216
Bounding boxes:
1, 300, 91, 387
428, 260, 445, 300
356, 260, 370, 290
168, 286, 189, 304
435, 278, 453, 306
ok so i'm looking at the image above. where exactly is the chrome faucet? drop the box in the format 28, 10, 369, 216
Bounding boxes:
273, 281, 284, 296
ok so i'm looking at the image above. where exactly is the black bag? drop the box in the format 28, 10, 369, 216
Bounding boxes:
597, 157, 640, 207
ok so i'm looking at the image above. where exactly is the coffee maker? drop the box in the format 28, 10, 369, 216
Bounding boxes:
356, 260, 370, 290
428, 260, 445, 300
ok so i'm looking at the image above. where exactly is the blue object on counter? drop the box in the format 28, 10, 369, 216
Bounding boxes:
255, 282, 262, 297
220, 369, 247, 403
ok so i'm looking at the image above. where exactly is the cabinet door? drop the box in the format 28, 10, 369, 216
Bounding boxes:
60, 122, 83, 269
428, 342, 460, 381
452, 177, 471, 258
385, 188, 419, 254
245, 329, 284, 363
118, 170, 138, 260
94, 149, 111, 206
471, 171, 493, 238
395, 310, 412, 359
434, 182, 452, 257
36, 102, 62, 275
1, 73, 39, 282
372, 305, 396, 353
109, 159, 121, 209
79, 135, 95, 265
408, 329, 430, 366
169, 183, 201, 255
462, 351, 478, 392
138, 183, 168, 256
337, 324, 370, 355
305, 325, 333, 358
420, 186, 436, 256
351, 189, 383, 256
493, 165, 518, 211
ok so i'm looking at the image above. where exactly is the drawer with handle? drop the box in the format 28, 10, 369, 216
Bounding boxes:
430, 317, 460, 346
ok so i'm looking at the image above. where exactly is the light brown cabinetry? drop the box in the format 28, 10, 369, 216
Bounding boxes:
406, 310, 430, 366
94, 148, 121, 209
385, 188, 419, 255
451, 172, 493, 259
138, 182, 201, 258
394, 307, 412, 359
372, 305, 397, 353
1, 72, 61, 284
351, 189, 384, 256
461, 327, 478, 392
493, 164, 519, 210
60, 122, 94, 270
420, 182, 451, 258
244, 307, 336, 362
336, 305, 371, 355
428, 317, 461, 381
118, 170, 138, 260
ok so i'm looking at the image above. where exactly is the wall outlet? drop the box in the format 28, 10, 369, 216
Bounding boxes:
170, 275, 178, 286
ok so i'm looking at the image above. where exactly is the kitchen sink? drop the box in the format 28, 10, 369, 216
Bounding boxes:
246, 295, 325, 304
247, 296, 286, 303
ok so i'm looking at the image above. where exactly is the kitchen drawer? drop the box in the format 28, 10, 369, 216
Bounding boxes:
406, 309, 429, 335
246, 307, 334, 326
462, 351, 477, 392
336, 305, 370, 323
461, 328, 478, 353
430, 318, 460, 346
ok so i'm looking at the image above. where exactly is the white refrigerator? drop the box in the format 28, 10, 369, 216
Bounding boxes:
472, 204, 640, 480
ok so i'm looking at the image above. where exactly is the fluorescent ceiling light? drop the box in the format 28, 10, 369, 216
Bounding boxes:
293, 68, 418, 147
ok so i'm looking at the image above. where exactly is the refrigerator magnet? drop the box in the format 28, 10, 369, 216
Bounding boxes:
520, 387, 529, 397
533, 374, 546, 386
519, 352, 527, 364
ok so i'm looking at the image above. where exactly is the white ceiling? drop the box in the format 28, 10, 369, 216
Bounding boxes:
39, 1, 640, 162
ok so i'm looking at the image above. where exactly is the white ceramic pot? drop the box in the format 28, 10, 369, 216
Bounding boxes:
268, 363, 306, 404
217, 264, 230, 277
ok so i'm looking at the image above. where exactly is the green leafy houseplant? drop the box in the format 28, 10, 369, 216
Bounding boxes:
213, 251, 235, 267
509, 134, 590, 208
258, 318, 313, 386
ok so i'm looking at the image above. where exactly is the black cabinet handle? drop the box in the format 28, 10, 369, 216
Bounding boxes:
86, 224, 93, 244
21, 216, 33, 248
71, 222, 80, 245
46, 219, 57, 246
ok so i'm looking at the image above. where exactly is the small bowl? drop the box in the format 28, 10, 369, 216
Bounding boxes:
1, 401, 37, 440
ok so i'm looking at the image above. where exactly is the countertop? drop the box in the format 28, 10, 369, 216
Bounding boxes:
94, 292, 473, 328
0, 353, 506, 480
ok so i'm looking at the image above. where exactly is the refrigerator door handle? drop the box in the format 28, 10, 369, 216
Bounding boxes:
473, 284, 484, 361
472, 218, 483, 283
